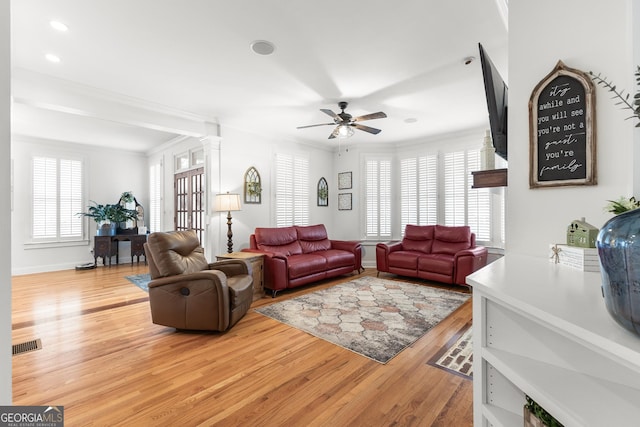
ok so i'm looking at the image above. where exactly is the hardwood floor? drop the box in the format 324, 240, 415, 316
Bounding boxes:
12, 265, 473, 426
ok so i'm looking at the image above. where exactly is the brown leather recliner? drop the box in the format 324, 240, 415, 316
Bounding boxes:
143, 230, 253, 331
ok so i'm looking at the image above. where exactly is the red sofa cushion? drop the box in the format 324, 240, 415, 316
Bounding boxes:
320, 249, 355, 269
388, 251, 420, 269
402, 225, 435, 253
254, 226, 302, 256
432, 225, 471, 255
418, 254, 454, 276
287, 254, 327, 279
296, 224, 331, 253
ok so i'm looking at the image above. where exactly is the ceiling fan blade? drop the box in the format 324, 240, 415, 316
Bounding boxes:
320, 109, 341, 121
354, 123, 382, 134
353, 111, 387, 122
296, 123, 335, 129
328, 126, 340, 139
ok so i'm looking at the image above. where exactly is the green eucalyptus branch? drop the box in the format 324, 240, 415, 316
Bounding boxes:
588, 66, 640, 127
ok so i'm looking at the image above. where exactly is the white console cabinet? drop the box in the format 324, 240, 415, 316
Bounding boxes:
467, 255, 640, 427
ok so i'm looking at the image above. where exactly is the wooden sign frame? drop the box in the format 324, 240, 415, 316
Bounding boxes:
529, 61, 596, 188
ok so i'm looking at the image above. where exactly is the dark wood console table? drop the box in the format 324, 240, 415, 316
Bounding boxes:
94, 234, 147, 267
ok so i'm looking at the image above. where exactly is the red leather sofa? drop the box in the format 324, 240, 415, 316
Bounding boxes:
376, 224, 488, 285
243, 224, 362, 297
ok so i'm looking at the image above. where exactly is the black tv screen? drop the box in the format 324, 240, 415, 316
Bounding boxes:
478, 43, 508, 161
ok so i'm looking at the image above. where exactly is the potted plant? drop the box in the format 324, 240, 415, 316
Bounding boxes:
590, 67, 640, 336
589, 66, 640, 125
78, 202, 138, 236
524, 395, 564, 427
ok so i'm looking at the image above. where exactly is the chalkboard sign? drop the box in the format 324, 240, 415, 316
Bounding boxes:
529, 61, 596, 188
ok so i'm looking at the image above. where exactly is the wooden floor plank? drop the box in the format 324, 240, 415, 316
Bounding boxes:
12, 265, 472, 426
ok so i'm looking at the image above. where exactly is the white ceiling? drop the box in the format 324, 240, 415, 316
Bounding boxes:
10, 0, 509, 152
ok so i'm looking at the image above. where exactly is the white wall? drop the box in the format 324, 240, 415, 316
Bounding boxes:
1, 0, 11, 405
508, 0, 636, 258
11, 137, 148, 274
216, 126, 335, 255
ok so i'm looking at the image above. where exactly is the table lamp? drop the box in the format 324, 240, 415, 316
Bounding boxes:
214, 192, 242, 253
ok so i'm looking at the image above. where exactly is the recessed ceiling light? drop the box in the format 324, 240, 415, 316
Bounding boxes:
45, 53, 61, 63
463, 56, 475, 65
250, 40, 276, 56
404, 118, 418, 123
50, 20, 68, 32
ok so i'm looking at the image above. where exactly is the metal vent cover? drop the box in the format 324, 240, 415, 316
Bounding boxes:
13, 339, 42, 356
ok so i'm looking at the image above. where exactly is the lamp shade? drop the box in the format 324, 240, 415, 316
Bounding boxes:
214, 193, 242, 212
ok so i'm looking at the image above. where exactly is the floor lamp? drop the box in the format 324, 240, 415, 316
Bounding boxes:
214, 192, 242, 253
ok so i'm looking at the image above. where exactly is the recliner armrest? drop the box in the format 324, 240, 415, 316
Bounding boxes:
207, 259, 250, 276
330, 239, 361, 252
378, 241, 403, 253
148, 269, 228, 289
454, 246, 488, 259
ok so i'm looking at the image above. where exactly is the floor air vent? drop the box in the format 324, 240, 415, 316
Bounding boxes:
13, 339, 42, 356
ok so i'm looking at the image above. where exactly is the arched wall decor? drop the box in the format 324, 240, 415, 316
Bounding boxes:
317, 177, 328, 206
244, 166, 262, 204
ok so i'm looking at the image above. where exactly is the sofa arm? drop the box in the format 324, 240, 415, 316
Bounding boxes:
331, 240, 363, 271
376, 241, 403, 273
453, 246, 488, 285
242, 250, 290, 293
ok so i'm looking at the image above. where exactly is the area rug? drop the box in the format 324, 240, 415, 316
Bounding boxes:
427, 323, 473, 378
254, 276, 470, 364
125, 273, 151, 292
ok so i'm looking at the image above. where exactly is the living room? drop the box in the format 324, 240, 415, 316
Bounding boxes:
3, 0, 640, 425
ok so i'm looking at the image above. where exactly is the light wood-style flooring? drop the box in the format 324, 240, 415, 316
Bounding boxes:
12, 265, 473, 426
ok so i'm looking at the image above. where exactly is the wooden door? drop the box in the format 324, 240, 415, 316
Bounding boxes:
174, 167, 205, 244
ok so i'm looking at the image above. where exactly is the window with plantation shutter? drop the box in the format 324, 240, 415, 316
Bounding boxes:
365, 158, 391, 238
400, 154, 437, 235
149, 162, 162, 233
32, 156, 84, 241
443, 149, 491, 241
275, 153, 309, 227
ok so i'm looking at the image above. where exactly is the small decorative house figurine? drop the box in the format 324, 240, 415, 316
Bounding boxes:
567, 217, 598, 248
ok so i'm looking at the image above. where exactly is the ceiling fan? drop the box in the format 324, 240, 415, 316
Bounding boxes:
297, 101, 387, 139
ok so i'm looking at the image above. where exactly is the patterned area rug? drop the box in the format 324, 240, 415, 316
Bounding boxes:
255, 276, 470, 364
125, 273, 151, 292
428, 323, 473, 378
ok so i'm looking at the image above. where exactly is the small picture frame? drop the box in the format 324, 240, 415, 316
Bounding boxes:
338, 172, 352, 190
338, 193, 352, 210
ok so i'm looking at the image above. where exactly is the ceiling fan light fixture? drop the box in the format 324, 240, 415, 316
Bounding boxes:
336, 124, 354, 138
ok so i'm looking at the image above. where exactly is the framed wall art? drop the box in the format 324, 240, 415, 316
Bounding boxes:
529, 60, 596, 188
317, 177, 328, 207
338, 193, 352, 210
338, 171, 352, 190
244, 166, 262, 204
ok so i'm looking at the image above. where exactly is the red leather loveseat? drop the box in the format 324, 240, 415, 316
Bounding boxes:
376, 224, 487, 286
243, 224, 362, 297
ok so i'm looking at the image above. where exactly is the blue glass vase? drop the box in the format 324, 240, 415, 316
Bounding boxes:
596, 207, 640, 336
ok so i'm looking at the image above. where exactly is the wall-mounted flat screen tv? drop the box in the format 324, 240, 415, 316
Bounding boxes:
478, 43, 508, 161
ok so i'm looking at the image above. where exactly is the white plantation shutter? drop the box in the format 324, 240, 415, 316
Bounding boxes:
276, 153, 309, 227
466, 150, 491, 241
400, 158, 417, 230
33, 156, 83, 240
443, 149, 491, 241
59, 159, 83, 237
366, 158, 391, 238
400, 155, 437, 234
444, 151, 466, 226
149, 162, 162, 233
